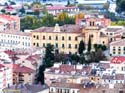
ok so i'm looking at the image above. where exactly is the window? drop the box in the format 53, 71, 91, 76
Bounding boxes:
118, 52, 121, 54
37, 43, 39, 47
72, 90, 75, 93
67, 89, 69, 93
60, 89, 62, 93
49, 36, 51, 40
62, 44, 65, 48
118, 48, 121, 51
33, 43, 35, 46
50, 88, 53, 92
102, 90, 105, 93
110, 33, 113, 35
55, 36, 58, 40
122, 67, 124, 71
75, 44, 77, 49
92, 21, 94, 26
75, 37, 77, 41
113, 48, 115, 51
62, 36, 64, 40
124, 47, 125, 50
102, 41, 105, 44
43, 43, 45, 47
55, 43, 58, 48
69, 44, 71, 48
119, 90, 123, 93
36, 35, 39, 40
69, 36, 71, 40
43, 36, 45, 40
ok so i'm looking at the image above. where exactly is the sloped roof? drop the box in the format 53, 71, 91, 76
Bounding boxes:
111, 56, 125, 64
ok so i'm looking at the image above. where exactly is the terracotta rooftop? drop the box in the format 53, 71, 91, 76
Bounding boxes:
0, 64, 5, 68
47, 64, 91, 75
100, 32, 107, 37
102, 74, 125, 80
106, 28, 122, 32
50, 82, 82, 89
12, 64, 34, 73
111, 56, 125, 64
0, 31, 31, 36
33, 6, 77, 11
32, 24, 83, 33
110, 39, 125, 46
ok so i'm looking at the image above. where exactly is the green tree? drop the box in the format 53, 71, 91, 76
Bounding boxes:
95, 49, 107, 62
42, 6, 48, 15
35, 65, 45, 85
19, 7, 25, 14
42, 14, 55, 27
31, 2, 42, 8
116, 0, 125, 13
94, 44, 107, 51
21, 15, 43, 30
94, 44, 98, 52
54, 52, 65, 63
66, 0, 70, 6
1, 9, 6, 14
78, 40, 85, 55
34, 10, 40, 17
103, 3, 109, 11
79, 54, 86, 64
87, 36, 91, 52
44, 43, 54, 68
71, 53, 79, 64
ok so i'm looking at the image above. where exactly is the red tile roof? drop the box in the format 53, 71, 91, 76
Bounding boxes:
13, 64, 34, 73
49, 64, 91, 75
0, 64, 5, 68
110, 39, 125, 46
111, 56, 125, 64
4, 50, 16, 55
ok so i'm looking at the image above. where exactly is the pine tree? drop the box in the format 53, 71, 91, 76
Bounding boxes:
78, 40, 85, 55
44, 43, 54, 68
35, 65, 45, 85
87, 36, 91, 52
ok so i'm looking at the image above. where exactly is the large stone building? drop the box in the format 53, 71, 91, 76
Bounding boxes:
32, 20, 109, 54
110, 39, 125, 56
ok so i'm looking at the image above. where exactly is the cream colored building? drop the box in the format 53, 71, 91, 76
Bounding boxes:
110, 39, 125, 56
32, 21, 109, 54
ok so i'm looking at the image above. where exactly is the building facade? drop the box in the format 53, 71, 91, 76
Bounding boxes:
0, 31, 32, 50
0, 64, 13, 91
110, 39, 125, 56
32, 22, 109, 54
0, 14, 20, 32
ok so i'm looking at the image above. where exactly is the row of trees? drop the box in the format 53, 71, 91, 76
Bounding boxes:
21, 12, 75, 30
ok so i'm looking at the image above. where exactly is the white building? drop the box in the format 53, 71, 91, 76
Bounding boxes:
0, 31, 32, 50
0, 64, 13, 92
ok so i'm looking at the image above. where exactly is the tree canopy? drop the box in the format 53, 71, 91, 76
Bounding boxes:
87, 36, 91, 52
78, 40, 85, 55
44, 43, 54, 68
116, 0, 125, 13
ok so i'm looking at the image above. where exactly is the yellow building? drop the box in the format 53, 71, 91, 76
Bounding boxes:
31, 20, 109, 54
